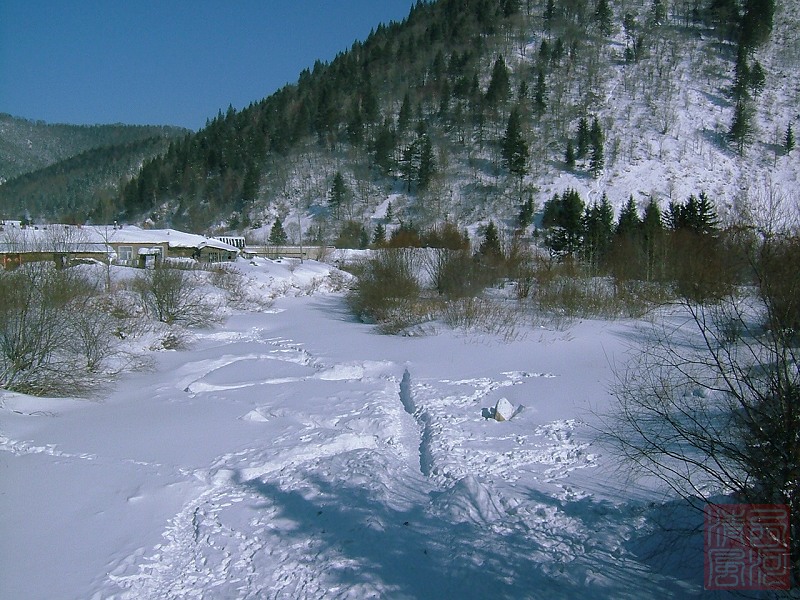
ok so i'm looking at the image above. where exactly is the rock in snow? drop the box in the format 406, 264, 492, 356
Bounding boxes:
493, 397, 515, 421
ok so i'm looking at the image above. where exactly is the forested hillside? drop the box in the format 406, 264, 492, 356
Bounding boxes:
0, 114, 185, 181
0, 135, 184, 223
5, 0, 797, 239
0, 115, 186, 223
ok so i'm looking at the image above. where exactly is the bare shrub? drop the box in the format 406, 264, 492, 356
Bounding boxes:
439, 297, 524, 341
423, 248, 486, 299
533, 271, 651, 319
134, 265, 219, 327
65, 299, 121, 372
0, 264, 113, 396
347, 248, 422, 325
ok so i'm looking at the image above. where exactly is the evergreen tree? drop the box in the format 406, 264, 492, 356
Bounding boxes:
533, 70, 547, 115
542, 193, 561, 228
595, 0, 613, 36
582, 194, 614, 270
401, 142, 418, 192
372, 223, 386, 247
589, 118, 605, 177
590, 116, 604, 149
417, 135, 437, 190
641, 199, 664, 281
590, 142, 605, 177
786, 123, 795, 153
485, 56, 511, 107
692, 192, 719, 235
539, 39, 551, 65
479, 221, 503, 259
397, 92, 412, 134
565, 140, 576, 169
385, 201, 394, 224
749, 61, 766, 96
502, 107, 529, 179
732, 46, 751, 103
346, 102, 365, 146
668, 193, 719, 234
740, 0, 775, 50
329, 171, 348, 220
729, 99, 753, 155
359, 226, 370, 250
576, 117, 590, 159
648, 0, 666, 28
269, 217, 288, 245
360, 76, 379, 124
372, 118, 396, 174
543, 189, 585, 255
518, 196, 535, 229
615, 196, 640, 238
544, 0, 556, 29
240, 162, 260, 206
517, 80, 529, 101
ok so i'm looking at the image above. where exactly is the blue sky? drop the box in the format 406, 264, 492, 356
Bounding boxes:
0, 1, 418, 130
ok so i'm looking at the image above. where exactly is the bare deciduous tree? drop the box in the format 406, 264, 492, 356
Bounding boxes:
608, 229, 800, 581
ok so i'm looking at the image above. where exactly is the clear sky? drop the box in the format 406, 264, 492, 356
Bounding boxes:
0, 1, 418, 130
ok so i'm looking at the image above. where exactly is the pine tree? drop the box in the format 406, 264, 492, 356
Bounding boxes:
269, 217, 288, 245
732, 45, 751, 103
501, 107, 529, 178
576, 117, 590, 159
544, 0, 556, 29
589, 118, 605, 177
693, 192, 719, 235
372, 223, 386, 247
329, 171, 348, 220
518, 196, 535, 229
642, 199, 664, 281
582, 194, 614, 270
485, 56, 511, 107
385, 201, 394, 224
533, 70, 547, 115
749, 61, 766, 96
595, 0, 613, 36
479, 221, 503, 259
615, 196, 640, 238
417, 135, 437, 190
346, 102, 364, 146
397, 92, 412, 134
729, 100, 753, 155
544, 189, 585, 255
590, 143, 604, 177
372, 118, 396, 174
359, 226, 369, 250
648, 0, 666, 28
565, 140, 576, 169
785, 123, 795, 153
740, 0, 776, 50
401, 142, 418, 192
539, 39, 550, 65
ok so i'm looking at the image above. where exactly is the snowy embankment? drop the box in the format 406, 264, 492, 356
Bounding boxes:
1, 259, 709, 599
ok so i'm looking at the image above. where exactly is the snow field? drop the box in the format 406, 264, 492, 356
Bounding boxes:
2, 288, 708, 598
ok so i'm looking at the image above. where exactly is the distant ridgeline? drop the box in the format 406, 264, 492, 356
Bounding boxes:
0, 114, 187, 223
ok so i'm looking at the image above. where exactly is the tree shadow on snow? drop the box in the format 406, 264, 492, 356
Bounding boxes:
234, 467, 653, 599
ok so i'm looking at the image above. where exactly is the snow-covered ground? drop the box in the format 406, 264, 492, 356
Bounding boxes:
0, 260, 731, 599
